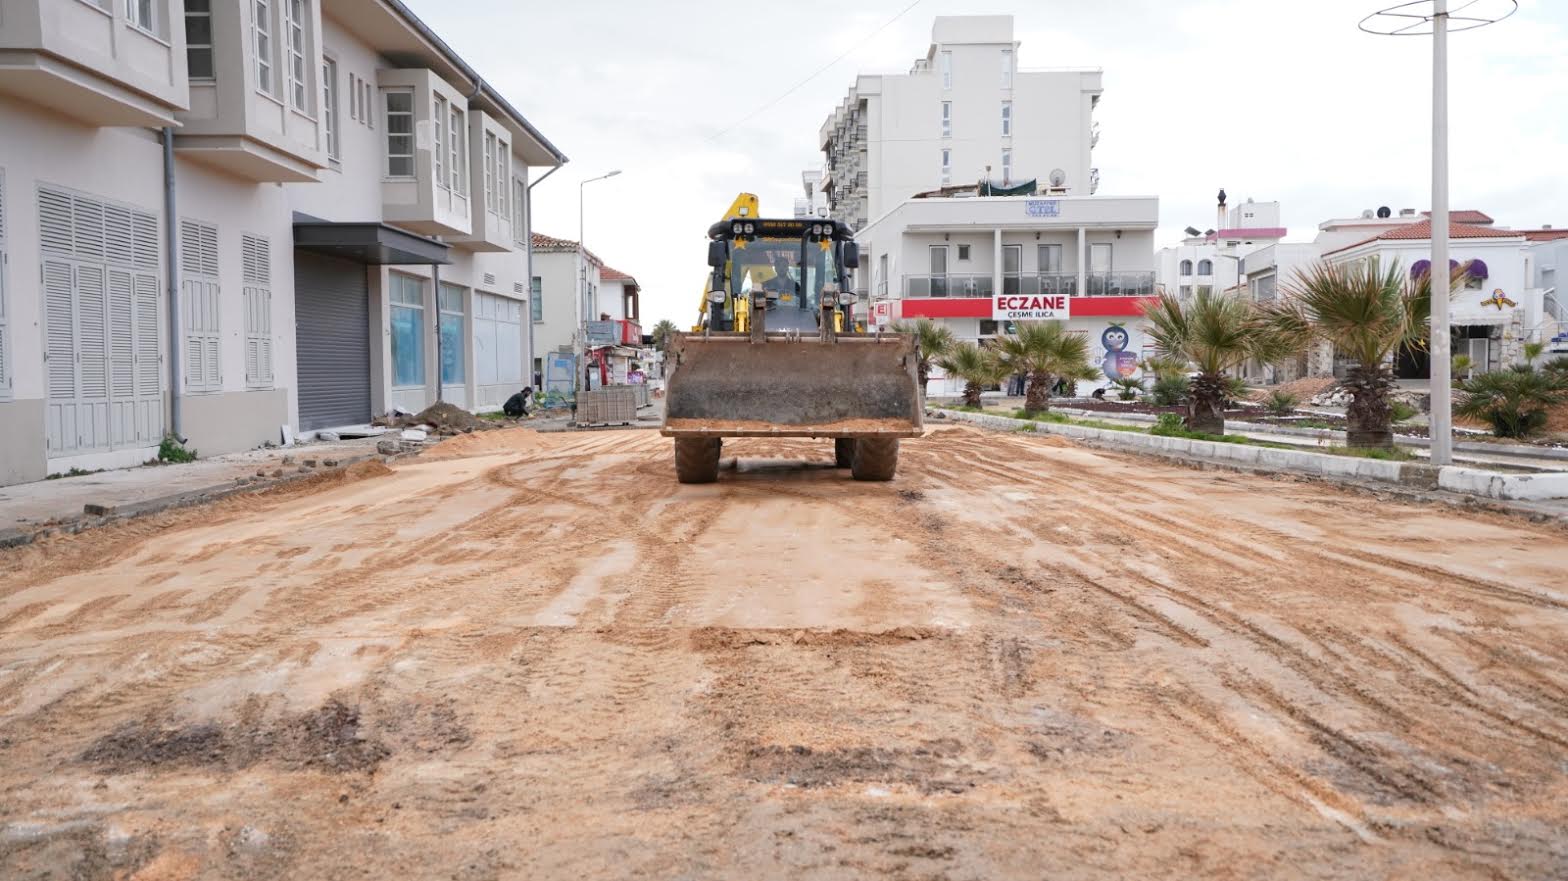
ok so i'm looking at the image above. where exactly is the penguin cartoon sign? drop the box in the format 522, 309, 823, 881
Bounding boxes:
1100, 323, 1138, 381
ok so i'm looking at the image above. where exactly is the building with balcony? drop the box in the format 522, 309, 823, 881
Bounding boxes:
817, 15, 1101, 232
860, 193, 1159, 395
527, 233, 644, 396
1155, 198, 1289, 301
0, 0, 565, 487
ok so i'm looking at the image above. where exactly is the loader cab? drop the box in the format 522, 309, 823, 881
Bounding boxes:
705, 219, 859, 333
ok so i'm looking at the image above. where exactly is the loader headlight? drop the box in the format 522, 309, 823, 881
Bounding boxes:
838, 291, 857, 306
731, 222, 744, 236
708, 289, 726, 304
743, 223, 755, 235
811, 223, 824, 236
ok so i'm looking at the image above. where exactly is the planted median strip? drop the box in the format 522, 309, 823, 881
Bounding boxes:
932, 407, 1568, 503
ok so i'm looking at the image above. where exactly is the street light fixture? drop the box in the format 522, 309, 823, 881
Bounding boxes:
576, 170, 624, 395
1359, 0, 1515, 466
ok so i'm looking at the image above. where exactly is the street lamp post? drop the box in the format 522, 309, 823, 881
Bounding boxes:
576, 169, 622, 396
1359, 0, 1515, 466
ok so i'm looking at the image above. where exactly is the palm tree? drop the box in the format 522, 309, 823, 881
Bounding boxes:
1142, 288, 1291, 435
936, 341, 1004, 409
651, 319, 681, 353
1456, 366, 1568, 438
1268, 259, 1462, 448
993, 321, 1099, 414
891, 319, 955, 397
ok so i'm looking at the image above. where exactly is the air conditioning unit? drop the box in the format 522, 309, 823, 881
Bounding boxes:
483, 272, 497, 286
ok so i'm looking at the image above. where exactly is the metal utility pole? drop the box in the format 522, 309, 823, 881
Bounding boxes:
1360, 0, 1515, 466
576, 170, 622, 395
525, 165, 561, 391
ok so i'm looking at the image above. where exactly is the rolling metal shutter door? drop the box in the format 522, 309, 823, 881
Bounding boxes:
294, 251, 370, 430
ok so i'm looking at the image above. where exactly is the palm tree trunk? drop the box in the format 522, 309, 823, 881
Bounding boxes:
1344, 361, 1396, 448
1187, 372, 1227, 435
962, 381, 983, 408
1023, 371, 1052, 414
918, 361, 930, 398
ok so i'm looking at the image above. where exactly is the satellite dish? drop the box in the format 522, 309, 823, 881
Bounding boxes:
1361, 209, 1376, 219
1049, 168, 1066, 187
1376, 206, 1392, 218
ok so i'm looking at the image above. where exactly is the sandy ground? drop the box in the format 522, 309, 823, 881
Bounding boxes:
2, 426, 1567, 880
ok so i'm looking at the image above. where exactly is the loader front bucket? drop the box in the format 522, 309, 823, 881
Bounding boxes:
660, 332, 924, 438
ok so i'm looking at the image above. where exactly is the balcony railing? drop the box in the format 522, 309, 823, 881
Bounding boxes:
904, 272, 1156, 299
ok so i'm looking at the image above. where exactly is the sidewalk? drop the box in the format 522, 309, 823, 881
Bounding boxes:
0, 435, 393, 544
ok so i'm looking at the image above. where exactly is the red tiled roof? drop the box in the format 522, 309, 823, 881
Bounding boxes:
531, 231, 602, 266
1421, 209, 1493, 225
600, 265, 637, 285
1522, 228, 1568, 242
1324, 218, 1524, 256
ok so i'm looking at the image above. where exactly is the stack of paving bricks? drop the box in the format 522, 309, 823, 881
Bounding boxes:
575, 386, 638, 426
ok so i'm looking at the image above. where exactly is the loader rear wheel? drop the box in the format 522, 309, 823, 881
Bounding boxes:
834, 438, 854, 468
851, 438, 899, 481
675, 437, 721, 484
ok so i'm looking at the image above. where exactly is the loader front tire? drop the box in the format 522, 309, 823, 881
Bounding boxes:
674, 437, 721, 484
834, 438, 854, 468
850, 438, 899, 481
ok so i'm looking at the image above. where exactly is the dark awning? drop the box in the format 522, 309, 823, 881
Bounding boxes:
292, 220, 450, 265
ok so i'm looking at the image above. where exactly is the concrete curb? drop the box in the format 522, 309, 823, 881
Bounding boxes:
931, 408, 1568, 501
0, 450, 414, 551
1042, 406, 1568, 463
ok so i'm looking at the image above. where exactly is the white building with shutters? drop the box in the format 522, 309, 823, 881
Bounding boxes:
0, 0, 565, 486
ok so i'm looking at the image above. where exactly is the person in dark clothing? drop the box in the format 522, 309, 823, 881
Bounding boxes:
503, 387, 533, 418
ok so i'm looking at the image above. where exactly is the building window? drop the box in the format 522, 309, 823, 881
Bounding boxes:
483, 132, 496, 211
513, 178, 527, 242
384, 89, 414, 178
181, 220, 222, 393
1001, 48, 1013, 89
1001, 148, 1012, 185
1179, 259, 1193, 275
322, 58, 339, 160
1038, 244, 1062, 273
940, 101, 951, 138
390, 274, 425, 387
940, 148, 951, 185
127, 0, 155, 33
283, 0, 307, 111
185, 0, 213, 79
1001, 101, 1012, 137
439, 283, 465, 385
433, 95, 447, 188
530, 276, 542, 322
495, 139, 509, 219
940, 50, 952, 90
957, 244, 971, 261
1197, 258, 1213, 275
242, 234, 274, 387
253, 0, 274, 95
449, 106, 466, 194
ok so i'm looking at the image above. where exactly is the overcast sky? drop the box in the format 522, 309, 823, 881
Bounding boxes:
405, 0, 1567, 327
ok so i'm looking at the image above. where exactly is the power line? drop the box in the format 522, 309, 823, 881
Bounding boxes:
706, 0, 924, 142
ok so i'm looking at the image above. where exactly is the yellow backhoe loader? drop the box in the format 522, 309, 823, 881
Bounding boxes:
662, 198, 922, 483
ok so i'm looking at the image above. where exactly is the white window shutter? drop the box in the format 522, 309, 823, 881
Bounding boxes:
43, 259, 76, 400
77, 265, 108, 400
134, 273, 160, 398
109, 269, 135, 399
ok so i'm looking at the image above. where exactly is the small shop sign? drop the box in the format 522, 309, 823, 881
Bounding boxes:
1024, 199, 1061, 217
993, 294, 1070, 321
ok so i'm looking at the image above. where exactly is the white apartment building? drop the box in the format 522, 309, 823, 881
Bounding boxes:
1525, 228, 1568, 354
822, 15, 1157, 395
528, 233, 642, 395
819, 15, 1102, 231
1154, 197, 1288, 300
1321, 215, 1543, 378
0, 0, 565, 486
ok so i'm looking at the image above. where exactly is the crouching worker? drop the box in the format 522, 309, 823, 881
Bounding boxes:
503, 387, 534, 418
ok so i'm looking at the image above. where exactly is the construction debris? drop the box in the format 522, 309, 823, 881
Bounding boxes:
373, 402, 494, 436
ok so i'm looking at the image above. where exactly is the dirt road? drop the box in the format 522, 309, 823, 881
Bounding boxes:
2, 426, 1566, 879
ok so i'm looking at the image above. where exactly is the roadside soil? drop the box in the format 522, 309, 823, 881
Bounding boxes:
2, 426, 1567, 879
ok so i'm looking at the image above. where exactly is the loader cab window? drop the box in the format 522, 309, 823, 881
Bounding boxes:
731, 239, 806, 308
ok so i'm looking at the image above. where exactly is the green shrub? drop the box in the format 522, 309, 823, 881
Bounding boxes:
158, 435, 198, 464
1264, 390, 1299, 416
1010, 409, 1068, 423
1544, 356, 1568, 375
1321, 445, 1414, 461
1455, 367, 1568, 438
1108, 376, 1144, 401
1390, 401, 1418, 423
1150, 375, 1190, 406
1152, 413, 1186, 435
